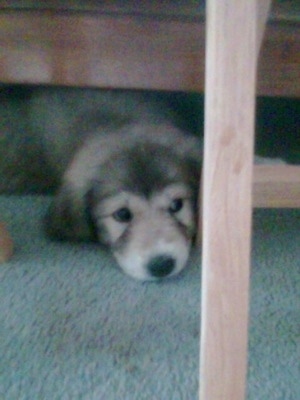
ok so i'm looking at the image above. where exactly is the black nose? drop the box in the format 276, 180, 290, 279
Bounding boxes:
147, 255, 175, 278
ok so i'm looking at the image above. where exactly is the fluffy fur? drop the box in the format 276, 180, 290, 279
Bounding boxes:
0, 86, 202, 280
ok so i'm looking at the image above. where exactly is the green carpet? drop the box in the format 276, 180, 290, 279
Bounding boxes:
0, 195, 299, 399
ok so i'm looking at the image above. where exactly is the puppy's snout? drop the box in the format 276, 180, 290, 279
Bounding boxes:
147, 255, 175, 278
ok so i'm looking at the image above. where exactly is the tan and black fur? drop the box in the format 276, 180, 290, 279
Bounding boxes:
0, 86, 202, 280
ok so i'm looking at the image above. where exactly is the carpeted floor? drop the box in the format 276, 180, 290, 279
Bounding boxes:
0, 195, 299, 399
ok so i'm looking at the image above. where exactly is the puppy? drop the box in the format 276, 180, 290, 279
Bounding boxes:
0, 87, 202, 280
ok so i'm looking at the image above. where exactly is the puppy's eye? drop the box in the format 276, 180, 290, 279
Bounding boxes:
112, 207, 133, 223
168, 198, 184, 214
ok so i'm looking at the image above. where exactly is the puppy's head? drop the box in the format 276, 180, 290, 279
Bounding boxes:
45, 141, 201, 281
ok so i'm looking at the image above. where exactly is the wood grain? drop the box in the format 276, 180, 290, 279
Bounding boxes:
253, 165, 300, 208
0, 12, 204, 91
0, 9, 298, 96
199, 1, 271, 399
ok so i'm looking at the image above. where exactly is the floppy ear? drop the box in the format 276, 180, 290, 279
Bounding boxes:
184, 153, 202, 201
175, 132, 202, 202
44, 185, 98, 242
184, 153, 202, 239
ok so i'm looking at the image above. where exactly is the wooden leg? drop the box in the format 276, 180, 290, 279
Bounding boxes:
0, 221, 13, 263
256, 0, 272, 57
199, 1, 271, 399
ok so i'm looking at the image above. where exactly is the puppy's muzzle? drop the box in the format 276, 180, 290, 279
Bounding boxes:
146, 254, 175, 278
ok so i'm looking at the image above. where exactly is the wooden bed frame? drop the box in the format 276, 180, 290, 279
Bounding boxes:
0, 1, 299, 398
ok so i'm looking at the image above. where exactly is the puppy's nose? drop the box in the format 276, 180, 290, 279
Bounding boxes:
147, 255, 175, 278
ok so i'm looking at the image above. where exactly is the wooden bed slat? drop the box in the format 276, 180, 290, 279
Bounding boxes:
253, 165, 300, 208
0, 10, 298, 96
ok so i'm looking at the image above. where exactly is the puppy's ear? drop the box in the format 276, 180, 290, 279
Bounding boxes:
184, 154, 202, 234
44, 185, 98, 242
177, 134, 202, 199
185, 154, 201, 199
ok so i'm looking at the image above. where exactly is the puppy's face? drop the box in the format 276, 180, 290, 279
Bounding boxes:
91, 183, 196, 281
45, 140, 200, 281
